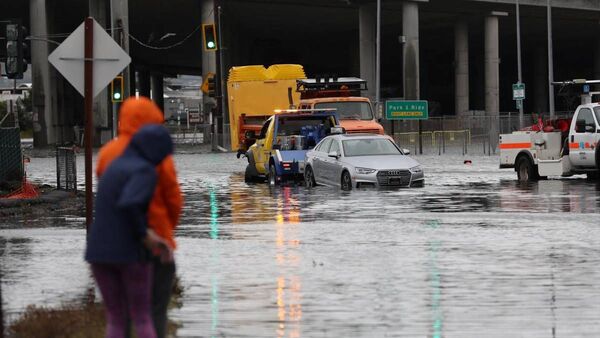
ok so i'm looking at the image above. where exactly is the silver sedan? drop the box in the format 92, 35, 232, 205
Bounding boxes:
304, 134, 424, 190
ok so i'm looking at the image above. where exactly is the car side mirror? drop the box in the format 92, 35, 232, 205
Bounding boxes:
245, 130, 256, 139
328, 151, 340, 159
402, 148, 411, 155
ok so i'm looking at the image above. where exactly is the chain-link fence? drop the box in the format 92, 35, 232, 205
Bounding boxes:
165, 124, 212, 145
389, 112, 566, 156
56, 146, 77, 192
0, 128, 23, 183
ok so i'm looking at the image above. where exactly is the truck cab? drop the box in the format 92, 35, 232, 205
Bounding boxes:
567, 104, 600, 169
298, 97, 384, 135
244, 109, 341, 185
499, 103, 600, 181
296, 77, 384, 135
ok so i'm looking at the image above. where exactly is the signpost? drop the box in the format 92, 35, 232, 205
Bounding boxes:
512, 82, 525, 111
385, 100, 429, 120
385, 100, 429, 154
48, 17, 131, 229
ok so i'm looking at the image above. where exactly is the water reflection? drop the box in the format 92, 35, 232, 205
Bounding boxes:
275, 187, 302, 338
426, 220, 443, 338
208, 186, 220, 338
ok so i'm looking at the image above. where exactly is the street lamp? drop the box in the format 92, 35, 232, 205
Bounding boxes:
516, 0, 524, 128
547, 0, 556, 118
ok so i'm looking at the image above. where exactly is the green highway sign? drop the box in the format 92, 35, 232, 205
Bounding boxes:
385, 100, 429, 120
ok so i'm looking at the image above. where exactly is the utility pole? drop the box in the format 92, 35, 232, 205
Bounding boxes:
547, 0, 556, 117
375, 0, 381, 119
516, 0, 524, 128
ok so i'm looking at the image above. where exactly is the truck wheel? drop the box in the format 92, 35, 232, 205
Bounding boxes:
244, 164, 259, 183
304, 165, 317, 188
516, 156, 539, 182
268, 164, 279, 186
341, 171, 353, 191
595, 142, 600, 169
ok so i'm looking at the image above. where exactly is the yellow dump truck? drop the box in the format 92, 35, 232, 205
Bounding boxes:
227, 64, 306, 152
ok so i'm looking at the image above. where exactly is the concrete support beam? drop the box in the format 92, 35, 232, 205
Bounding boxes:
359, 3, 376, 101
90, 0, 112, 145
403, 1, 420, 100
534, 46, 548, 114
110, 0, 130, 98
138, 69, 151, 98
30, 0, 55, 147
151, 74, 164, 114
484, 15, 500, 116
455, 20, 469, 116
467, 0, 600, 11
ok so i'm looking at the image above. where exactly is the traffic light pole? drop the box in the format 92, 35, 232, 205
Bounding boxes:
214, 1, 223, 148
84, 17, 94, 231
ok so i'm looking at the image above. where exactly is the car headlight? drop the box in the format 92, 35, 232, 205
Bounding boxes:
355, 167, 376, 175
409, 165, 423, 174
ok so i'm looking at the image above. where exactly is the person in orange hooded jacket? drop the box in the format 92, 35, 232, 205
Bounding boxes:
96, 97, 183, 338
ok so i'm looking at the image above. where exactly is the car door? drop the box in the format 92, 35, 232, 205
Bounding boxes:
254, 118, 273, 174
322, 139, 343, 186
313, 138, 332, 183
569, 107, 598, 167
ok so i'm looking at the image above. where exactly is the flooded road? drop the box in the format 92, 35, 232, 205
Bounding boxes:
2, 153, 600, 337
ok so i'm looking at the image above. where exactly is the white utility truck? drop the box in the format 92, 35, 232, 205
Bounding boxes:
500, 102, 600, 181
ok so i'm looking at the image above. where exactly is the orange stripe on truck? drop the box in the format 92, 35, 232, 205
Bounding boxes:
499, 142, 531, 149
569, 143, 579, 149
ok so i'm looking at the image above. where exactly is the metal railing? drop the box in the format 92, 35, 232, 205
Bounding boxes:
56, 146, 77, 192
0, 127, 23, 183
389, 113, 561, 156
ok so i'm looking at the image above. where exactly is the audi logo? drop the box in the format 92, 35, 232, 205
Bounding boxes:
388, 170, 405, 176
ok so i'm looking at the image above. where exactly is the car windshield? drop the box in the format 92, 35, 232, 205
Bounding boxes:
342, 138, 401, 157
314, 101, 373, 120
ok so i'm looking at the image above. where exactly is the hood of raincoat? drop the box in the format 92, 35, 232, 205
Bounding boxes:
129, 125, 173, 165
118, 97, 164, 136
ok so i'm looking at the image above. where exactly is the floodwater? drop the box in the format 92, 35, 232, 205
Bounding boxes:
2, 153, 600, 337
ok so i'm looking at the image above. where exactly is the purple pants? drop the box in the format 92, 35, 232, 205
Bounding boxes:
91, 262, 156, 338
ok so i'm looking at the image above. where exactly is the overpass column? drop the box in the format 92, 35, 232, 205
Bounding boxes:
359, 3, 376, 101
485, 12, 505, 151
151, 74, 164, 113
484, 14, 501, 117
138, 69, 151, 98
30, 0, 56, 147
403, 1, 420, 100
455, 20, 469, 116
90, 0, 111, 144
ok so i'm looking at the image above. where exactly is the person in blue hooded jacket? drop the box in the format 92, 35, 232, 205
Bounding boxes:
86, 125, 174, 338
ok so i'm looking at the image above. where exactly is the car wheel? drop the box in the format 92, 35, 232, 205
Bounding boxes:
516, 156, 539, 182
268, 164, 279, 186
341, 171, 352, 191
305, 165, 317, 188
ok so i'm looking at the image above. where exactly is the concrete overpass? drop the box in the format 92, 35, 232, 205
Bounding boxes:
2, 0, 600, 146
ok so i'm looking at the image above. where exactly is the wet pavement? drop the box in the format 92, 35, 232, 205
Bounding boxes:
2, 153, 600, 337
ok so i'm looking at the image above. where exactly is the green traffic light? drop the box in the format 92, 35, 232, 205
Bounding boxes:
207, 41, 215, 49
113, 92, 121, 100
